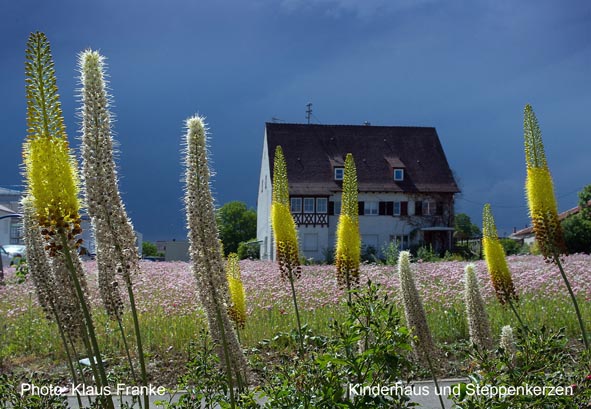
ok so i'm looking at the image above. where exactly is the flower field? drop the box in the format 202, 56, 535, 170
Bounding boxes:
1, 254, 590, 376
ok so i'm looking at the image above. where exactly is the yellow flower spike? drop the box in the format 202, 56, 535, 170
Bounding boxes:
523, 105, 566, 259
226, 253, 247, 330
482, 204, 517, 305
335, 153, 360, 288
23, 32, 80, 231
271, 146, 301, 280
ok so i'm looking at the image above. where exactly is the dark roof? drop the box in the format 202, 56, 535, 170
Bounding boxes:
266, 123, 460, 195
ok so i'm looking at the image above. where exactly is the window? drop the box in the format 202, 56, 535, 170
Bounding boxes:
334, 167, 344, 181
389, 235, 409, 249
316, 198, 328, 213
334, 201, 341, 215
423, 201, 437, 216
290, 197, 302, 213
364, 201, 378, 216
303, 197, 315, 213
393, 168, 404, 181
303, 233, 318, 251
393, 202, 401, 216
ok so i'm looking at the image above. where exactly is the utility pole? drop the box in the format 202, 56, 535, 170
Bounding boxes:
306, 103, 312, 124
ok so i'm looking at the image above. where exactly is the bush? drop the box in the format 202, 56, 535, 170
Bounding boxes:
237, 239, 260, 260
500, 238, 523, 256
381, 240, 400, 266
261, 281, 416, 408
562, 215, 591, 254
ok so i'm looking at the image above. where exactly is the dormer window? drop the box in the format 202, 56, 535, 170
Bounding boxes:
334, 167, 344, 181
393, 168, 404, 181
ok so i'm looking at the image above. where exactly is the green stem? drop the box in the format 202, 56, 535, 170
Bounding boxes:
214, 300, 236, 408
288, 269, 305, 356
59, 231, 114, 409
49, 297, 85, 408
554, 253, 589, 351
507, 299, 526, 331
425, 350, 446, 409
124, 275, 149, 409
115, 314, 139, 382
69, 340, 95, 407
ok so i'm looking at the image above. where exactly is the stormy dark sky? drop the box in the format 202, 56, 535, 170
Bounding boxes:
1, 0, 590, 241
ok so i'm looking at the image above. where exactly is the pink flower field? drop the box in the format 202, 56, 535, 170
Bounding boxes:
1, 253, 590, 320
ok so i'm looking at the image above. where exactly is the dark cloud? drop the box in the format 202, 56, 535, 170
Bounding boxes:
1, 0, 589, 240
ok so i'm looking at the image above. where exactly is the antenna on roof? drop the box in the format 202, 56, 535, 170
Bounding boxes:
306, 102, 312, 124
271, 117, 284, 123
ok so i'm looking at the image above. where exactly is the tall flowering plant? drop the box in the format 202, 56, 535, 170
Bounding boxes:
464, 264, 493, 350
271, 146, 304, 354
397, 251, 444, 409
78, 49, 149, 407
227, 253, 247, 333
482, 204, 523, 327
335, 153, 361, 295
183, 116, 248, 402
523, 104, 588, 350
22, 32, 114, 409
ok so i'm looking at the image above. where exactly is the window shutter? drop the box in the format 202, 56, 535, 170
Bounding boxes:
401, 201, 408, 216
436, 201, 444, 216
328, 201, 335, 215
386, 201, 394, 216
358, 201, 365, 216
415, 201, 423, 216
378, 201, 386, 215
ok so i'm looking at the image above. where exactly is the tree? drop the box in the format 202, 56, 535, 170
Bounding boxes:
454, 213, 481, 240
562, 184, 591, 254
142, 241, 159, 257
216, 201, 257, 256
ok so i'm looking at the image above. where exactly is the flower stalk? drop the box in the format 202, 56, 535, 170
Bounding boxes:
397, 251, 444, 409
464, 264, 493, 350
335, 153, 361, 299
22, 32, 114, 409
271, 145, 305, 355
183, 116, 249, 397
227, 253, 247, 335
78, 49, 148, 407
523, 104, 588, 350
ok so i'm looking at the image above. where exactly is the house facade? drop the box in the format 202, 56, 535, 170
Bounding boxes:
0, 187, 24, 246
257, 123, 460, 261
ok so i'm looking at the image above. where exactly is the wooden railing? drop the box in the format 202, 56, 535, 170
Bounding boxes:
292, 213, 329, 227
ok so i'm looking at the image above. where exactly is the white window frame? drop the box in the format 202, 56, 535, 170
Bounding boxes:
393, 168, 404, 181
334, 167, 344, 181
290, 197, 302, 213
303, 197, 315, 213
424, 201, 437, 216
364, 201, 379, 216
316, 198, 328, 214
393, 201, 401, 216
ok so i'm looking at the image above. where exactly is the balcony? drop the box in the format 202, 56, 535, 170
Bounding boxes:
292, 213, 329, 227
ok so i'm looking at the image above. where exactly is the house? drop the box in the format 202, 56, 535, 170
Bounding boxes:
256, 123, 460, 261
0, 187, 24, 246
0, 186, 143, 257
510, 199, 591, 245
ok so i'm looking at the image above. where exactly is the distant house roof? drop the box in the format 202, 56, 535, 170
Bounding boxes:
511, 200, 591, 239
266, 123, 460, 195
0, 187, 23, 196
0, 204, 14, 213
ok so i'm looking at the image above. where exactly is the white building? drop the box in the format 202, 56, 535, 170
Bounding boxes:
0, 187, 24, 246
257, 123, 460, 261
